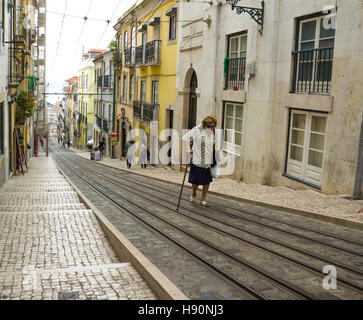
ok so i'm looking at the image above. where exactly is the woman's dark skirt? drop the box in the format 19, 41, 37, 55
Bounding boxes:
188, 163, 212, 186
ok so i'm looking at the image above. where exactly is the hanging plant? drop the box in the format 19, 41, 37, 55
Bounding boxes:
16, 91, 35, 120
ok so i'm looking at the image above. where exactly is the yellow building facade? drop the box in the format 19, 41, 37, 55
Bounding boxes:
113, 4, 138, 158
133, 0, 179, 163
78, 51, 96, 149
4, 0, 42, 179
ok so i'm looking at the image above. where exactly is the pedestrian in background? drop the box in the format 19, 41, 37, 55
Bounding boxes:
182, 115, 218, 207
139, 139, 148, 169
99, 138, 106, 158
91, 147, 101, 161
125, 138, 135, 169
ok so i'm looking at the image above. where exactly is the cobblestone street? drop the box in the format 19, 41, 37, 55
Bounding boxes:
0, 156, 158, 300
70, 148, 363, 227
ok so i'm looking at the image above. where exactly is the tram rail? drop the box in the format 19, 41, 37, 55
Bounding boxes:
51, 146, 363, 300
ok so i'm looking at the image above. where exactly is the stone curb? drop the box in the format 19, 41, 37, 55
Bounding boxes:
88, 158, 363, 232
53, 157, 189, 300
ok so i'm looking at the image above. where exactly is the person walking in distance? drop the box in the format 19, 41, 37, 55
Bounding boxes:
182, 115, 218, 207
125, 138, 135, 169
99, 138, 106, 158
139, 139, 148, 169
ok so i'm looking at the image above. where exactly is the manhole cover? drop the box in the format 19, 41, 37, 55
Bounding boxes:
58, 291, 79, 300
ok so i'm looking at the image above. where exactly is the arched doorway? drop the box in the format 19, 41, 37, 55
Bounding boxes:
188, 71, 198, 129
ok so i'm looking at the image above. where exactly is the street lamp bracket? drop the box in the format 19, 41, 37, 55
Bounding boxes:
226, 0, 264, 34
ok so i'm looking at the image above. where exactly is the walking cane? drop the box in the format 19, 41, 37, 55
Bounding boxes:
176, 164, 189, 211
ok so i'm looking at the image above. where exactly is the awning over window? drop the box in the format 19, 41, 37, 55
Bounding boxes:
138, 24, 147, 32
165, 7, 177, 17
149, 17, 160, 26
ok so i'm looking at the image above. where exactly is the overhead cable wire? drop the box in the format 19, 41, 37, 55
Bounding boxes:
70, 0, 95, 68
49, 0, 67, 83
94, 0, 124, 50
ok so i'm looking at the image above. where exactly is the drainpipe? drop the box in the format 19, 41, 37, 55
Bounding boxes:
112, 68, 116, 158
353, 111, 363, 199
212, 2, 222, 115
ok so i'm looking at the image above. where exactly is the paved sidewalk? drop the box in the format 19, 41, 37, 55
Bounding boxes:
0, 156, 157, 300
70, 147, 363, 225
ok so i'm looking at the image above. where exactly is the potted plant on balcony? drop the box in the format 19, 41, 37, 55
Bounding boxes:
15, 91, 35, 124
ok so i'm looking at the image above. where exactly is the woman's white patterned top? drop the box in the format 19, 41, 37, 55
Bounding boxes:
182, 124, 215, 168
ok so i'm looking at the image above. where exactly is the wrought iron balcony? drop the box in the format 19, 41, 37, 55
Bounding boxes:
135, 40, 161, 67
96, 116, 102, 129
133, 100, 159, 123
103, 75, 112, 88
225, 57, 246, 90
124, 47, 136, 67
291, 47, 334, 95
8, 47, 25, 88
133, 101, 142, 120
113, 51, 122, 67
103, 120, 109, 132
97, 75, 112, 88
97, 76, 103, 87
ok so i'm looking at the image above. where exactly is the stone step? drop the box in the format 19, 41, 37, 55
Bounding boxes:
0, 204, 87, 212
1, 186, 74, 193
0, 209, 93, 216
11, 175, 67, 182
5, 182, 70, 187
0, 192, 80, 206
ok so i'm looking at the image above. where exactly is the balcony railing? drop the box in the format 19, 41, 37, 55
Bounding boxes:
103, 75, 111, 88
103, 120, 108, 132
96, 116, 102, 129
124, 47, 136, 67
97, 75, 112, 88
8, 47, 25, 88
291, 47, 334, 95
135, 40, 161, 67
113, 52, 122, 66
225, 57, 246, 90
133, 100, 159, 123
97, 76, 103, 87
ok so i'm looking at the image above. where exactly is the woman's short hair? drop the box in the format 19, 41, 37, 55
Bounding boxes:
202, 115, 217, 129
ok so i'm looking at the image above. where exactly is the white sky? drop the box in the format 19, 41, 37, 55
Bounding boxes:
46, 0, 136, 103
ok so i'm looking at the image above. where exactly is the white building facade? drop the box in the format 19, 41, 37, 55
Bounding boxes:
0, 0, 10, 186
174, 0, 363, 198
93, 51, 114, 157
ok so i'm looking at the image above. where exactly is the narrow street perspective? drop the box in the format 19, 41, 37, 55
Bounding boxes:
0, 0, 363, 309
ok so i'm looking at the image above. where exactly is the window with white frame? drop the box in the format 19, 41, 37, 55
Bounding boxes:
227, 34, 247, 90
122, 74, 127, 102
129, 74, 134, 102
294, 15, 335, 94
223, 102, 243, 156
140, 80, 146, 102
168, 14, 176, 40
117, 76, 121, 99
151, 80, 158, 104
286, 110, 327, 187
124, 31, 128, 49
229, 34, 247, 59
118, 34, 122, 53
131, 26, 136, 64
1, 0, 5, 47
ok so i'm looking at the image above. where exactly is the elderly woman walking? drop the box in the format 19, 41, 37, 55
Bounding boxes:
182, 115, 218, 207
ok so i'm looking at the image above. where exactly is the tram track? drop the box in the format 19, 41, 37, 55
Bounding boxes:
52, 146, 363, 300
76, 150, 363, 250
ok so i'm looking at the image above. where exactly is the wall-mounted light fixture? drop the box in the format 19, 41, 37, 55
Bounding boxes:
226, 0, 264, 34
